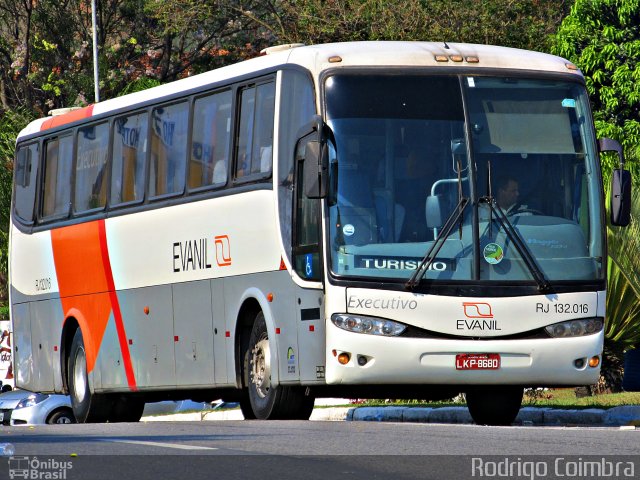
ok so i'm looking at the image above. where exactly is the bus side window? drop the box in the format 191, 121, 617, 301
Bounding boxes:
235, 81, 275, 179
189, 90, 232, 189
75, 122, 109, 212
14, 143, 39, 224
111, 112, 148, 205
150, 101, 188, 197
42, 135, 73, 220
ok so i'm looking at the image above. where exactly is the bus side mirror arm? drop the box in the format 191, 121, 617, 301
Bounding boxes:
599, 138, 631, 227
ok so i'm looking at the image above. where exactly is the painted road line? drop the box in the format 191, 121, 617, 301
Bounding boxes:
102, 439, 218, 450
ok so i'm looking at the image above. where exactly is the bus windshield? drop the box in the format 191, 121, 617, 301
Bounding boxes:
324, 74, 604, 284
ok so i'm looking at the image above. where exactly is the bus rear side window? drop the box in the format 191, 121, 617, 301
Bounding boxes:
112, 112, 148, 204
42, 136, 73, 219
150, 102, 188, 197
14, 143, 39, 223
75, 122, 109, 212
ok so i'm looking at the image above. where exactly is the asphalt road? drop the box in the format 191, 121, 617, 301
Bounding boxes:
1, 421, 639, 479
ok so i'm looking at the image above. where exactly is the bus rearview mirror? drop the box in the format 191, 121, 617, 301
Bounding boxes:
598, 138, 625, 165
304, 140, 328, 199
611, 168, 631, 227
599, 138, 631, 227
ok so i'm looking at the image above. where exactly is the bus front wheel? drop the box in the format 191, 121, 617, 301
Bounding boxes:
246, 311, 314, 420
68, 329, 112, 423
108, 394, 145, 422
465, 386, 523, 426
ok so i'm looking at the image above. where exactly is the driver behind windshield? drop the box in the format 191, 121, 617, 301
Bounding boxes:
495, 174, 532, 216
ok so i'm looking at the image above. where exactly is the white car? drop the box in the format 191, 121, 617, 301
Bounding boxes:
0, 389, 75, 425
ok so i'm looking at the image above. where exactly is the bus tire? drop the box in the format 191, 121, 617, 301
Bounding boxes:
466, 386, 523, 426
247, 311, 314, 420
239, 393, 257, 420
68, 329, 112, 423
108, 395, 145, 422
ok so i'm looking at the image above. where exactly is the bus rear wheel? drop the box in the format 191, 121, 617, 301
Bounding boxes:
465, 386, 523, 426
246, 311, 314, 420
68, 329, 112, 423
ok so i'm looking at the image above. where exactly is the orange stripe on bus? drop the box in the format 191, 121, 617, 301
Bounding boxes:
97, 220, 137, 390
51, 220, 137, 390
40, 105, 94, 131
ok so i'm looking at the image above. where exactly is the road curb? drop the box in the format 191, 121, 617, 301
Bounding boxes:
142, 405, 640, 427
336, 405, 640, 426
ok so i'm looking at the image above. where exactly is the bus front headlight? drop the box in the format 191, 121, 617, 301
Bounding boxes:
331, 314, 406, 336
544, 318, 604, 338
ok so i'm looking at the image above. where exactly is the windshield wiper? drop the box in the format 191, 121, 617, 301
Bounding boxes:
480, 197, 552, 293
405, 197, 469, 290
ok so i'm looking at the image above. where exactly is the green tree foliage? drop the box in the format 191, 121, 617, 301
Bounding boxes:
0, 0, 569, 115
0, 0, 277, 114
553, 0, 640, 175
273, 0, 569, 50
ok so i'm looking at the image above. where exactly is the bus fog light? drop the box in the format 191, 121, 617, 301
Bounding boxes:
357, 355, 368, 366
331, 314, 406, 336
338, 352, 351, 365
545, 318, 604, 338
574, 358, 585, 369
589, 356, 600, 368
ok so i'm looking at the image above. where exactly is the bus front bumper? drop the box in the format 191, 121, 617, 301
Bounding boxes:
325, 322, 603, 386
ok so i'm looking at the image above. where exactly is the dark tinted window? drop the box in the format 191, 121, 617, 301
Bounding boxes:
112, 112, 148, 204
150, 102, 188, 197
235, 82, 275, 179
325, 75, 463, 120
42, 135, 73, 219
75, 122, 109, 212
14, 143, 39, 223
189, 90, 232, 189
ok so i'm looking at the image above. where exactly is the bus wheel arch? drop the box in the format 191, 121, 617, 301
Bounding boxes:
60, 317, 80, 395
235, 298, 262, 389
238, 303, 314, 420
235, 297, 264, 420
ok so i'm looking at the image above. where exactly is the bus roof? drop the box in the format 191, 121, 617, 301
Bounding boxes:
17, 41, 581, 140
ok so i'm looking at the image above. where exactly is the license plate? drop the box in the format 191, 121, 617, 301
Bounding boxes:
455, 353, 500, 370
0, 412, 3, 422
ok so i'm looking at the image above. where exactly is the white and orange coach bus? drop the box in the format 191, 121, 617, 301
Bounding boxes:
10, 42, 630, 425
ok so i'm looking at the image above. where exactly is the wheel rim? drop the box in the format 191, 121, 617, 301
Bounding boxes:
56, 416, 73, 424
250, 336, 271, 398
73, 347, 87, 403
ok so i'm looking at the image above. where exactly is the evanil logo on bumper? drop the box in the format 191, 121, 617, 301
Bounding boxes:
458, 302, 501, 331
